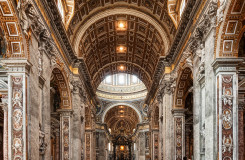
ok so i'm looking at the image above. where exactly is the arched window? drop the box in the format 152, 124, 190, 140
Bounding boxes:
57, 0, 64, 21
180, 0, 186, 18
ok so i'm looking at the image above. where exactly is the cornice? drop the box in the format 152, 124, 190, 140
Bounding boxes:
36, 0, 77, 64
144, 57, 165, 105
212, 58, 244, 74
163, 0, 202, 65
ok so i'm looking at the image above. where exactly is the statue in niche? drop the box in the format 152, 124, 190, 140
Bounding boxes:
0, 28, 6, 58
39, 124, 47, 155
196, 43, 205, 75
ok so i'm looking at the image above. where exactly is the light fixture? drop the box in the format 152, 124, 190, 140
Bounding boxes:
119, 22, 125, 28
117, 45, 126, 53
116, 21, 127, 31
119, 65, 125, 71
119, 105, 124, 108
120, 146, 125, 151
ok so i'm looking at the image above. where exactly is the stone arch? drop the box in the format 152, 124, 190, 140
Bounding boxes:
102, 103, 142, 123
174, 67, 193, 108
0, 0, 24, 58
216, 0, 245, 57
51, 68, 72, 109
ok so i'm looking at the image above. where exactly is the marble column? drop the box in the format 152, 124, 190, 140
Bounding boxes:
151, 130, 159, 160
0, 103, 8, 160
238, 102, 244, 160
172, 109, 186, 160
2, 60, 31, 160
212, 58, 243, 160
85, 132, 92, 160
157, 94, 163, 160
161, 75, 175, 160
55, 129, 60, 160
71, 80, 82, 160
59, 109, 73, 160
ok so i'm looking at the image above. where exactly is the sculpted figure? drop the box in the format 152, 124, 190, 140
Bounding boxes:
217, 0, 228, 25
17, 0, 29, 35
185, 52, 193, 67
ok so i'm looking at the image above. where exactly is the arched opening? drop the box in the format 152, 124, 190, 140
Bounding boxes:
48, 68, 71, 159
238, 30, 245, 160
184, 92, 193, 159
50, 73, 61, 160
174, 67, 193, 159
152, 106, 159, 160
104, 105, 139, 160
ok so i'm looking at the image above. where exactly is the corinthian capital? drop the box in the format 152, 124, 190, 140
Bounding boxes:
159, 74, 177, 95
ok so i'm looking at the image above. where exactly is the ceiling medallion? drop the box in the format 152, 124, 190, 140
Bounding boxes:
116, 21, 127, 31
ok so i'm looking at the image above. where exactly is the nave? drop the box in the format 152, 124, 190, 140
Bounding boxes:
0, 0, 244, 159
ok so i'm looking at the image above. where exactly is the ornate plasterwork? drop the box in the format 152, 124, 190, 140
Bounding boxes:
0, 0, 23, 57
158, 75, 177, 97
17, 0, 57, 57
216, 0, 245, 57
188, 0, 217, 53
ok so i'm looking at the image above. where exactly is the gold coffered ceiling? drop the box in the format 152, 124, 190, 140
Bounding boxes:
69, 0, 176, 91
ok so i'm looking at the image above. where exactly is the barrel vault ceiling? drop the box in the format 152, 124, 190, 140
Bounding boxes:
68, 0, 176, 91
